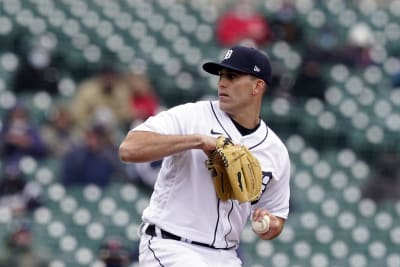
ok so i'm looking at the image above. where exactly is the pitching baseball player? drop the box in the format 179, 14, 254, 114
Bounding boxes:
119, 45, 291, 266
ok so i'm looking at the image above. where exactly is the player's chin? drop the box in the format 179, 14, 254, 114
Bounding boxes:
218, 94, 233, 106
218, 100, 232, 112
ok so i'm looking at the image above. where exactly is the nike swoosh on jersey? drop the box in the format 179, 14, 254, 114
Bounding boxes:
210, 129, 223, 135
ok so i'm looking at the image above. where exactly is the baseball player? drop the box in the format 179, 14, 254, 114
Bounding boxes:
119, 45, 291, 266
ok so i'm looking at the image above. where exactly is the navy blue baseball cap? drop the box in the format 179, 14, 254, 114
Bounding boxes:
202, 45, 272, 85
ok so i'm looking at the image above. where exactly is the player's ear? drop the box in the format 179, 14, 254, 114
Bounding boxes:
252, 79, 265, 95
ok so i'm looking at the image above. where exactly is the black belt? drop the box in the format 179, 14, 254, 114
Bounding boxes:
145, 224, 234, 250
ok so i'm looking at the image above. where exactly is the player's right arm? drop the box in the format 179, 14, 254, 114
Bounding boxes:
119, 130, 217, 163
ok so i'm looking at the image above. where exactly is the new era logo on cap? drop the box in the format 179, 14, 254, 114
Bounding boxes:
202, 45, 272, 85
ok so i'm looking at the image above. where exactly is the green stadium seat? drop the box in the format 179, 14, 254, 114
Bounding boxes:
74, 247, 95, 266
111, 208, 131, 228
330, 240, 350, 261
134, 196, 150, 215
363, 65, 384, 85
34, 165, 56, 188
58, 195, 79, 214
82, 184, 103, 207
59, 234, 78, 253
277, 224, 295, 244
299, 211, 319, 231
47, 183, 66, 202
85, 222, 105, 241
337, 211, 357, 231
310, 252, 330, 267
389, 225, 400, 246
292, 240, 312, 260
125, 222, 141, 242
348, 253, 368, 267
0, 208, 12, 251
33, 206, 53, 225
342, 185, 362, 205
72, 207, 92, 227
387, 253, 400, 267
47, 220, 67, 240
119, 183, 139, 203
320, 198, 340, 219
97, 196, 117, 216
306, 184, 326, 205
48, 259, 66, 267
271, 251, 291, 267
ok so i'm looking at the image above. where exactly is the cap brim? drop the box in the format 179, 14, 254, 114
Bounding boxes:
202, 62, 247, 76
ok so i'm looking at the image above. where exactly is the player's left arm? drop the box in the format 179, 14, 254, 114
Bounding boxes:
252, 208, 286, 240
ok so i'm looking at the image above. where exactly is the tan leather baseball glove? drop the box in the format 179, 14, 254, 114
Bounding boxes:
206, 136, 262, 203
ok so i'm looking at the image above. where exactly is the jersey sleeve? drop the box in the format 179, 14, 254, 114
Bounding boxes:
132, 103, 196, 135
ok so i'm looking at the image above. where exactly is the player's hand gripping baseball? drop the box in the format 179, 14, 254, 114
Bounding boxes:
252, 208, 285, 240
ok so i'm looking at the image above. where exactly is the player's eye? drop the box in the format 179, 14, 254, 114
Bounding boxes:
219, 72, 239, 81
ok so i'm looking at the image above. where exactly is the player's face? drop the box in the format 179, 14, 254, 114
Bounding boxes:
217, 69, 256, 113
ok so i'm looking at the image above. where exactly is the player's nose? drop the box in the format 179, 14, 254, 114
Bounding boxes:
218, 76, 228, 89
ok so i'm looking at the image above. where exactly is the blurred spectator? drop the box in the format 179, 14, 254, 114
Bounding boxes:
341, 22, 374, 68
290, 58, 327, 101
123, 74, 164, 189
60, 123, 126, 188
12, 35, 59, 95
0, 220, 49, 267
392, 72, 400, 88
127, 73, 161, 128
40, 104, 81, 158
0, 163, 43, 216
304, 22, 374, 68
215, 0, 271, 47
362, 151, 400, 203
268, 2, 303, 45
70, 65, 132, 132
98, 237, 132, 267
263, 60, 294, 99
302, 24, 340, 65
0, 104, 48, 166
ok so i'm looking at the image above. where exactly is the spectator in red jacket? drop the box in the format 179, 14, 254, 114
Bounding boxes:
215, 0, 271, 47
127, 73, 162, 128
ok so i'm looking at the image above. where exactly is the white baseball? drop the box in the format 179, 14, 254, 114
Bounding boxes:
251, 215, 270, 234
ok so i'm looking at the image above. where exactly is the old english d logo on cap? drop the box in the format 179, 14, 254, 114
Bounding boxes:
224, 49, 233, 60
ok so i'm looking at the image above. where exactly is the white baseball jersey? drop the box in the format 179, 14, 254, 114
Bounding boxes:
133, 100, 291, 249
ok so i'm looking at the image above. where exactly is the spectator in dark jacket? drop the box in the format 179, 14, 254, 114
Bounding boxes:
0, 162, 43, 215
60, 123, 125, 188
362, 151, 400, 203
0, 104, 48, 165
290, 58, 327, 102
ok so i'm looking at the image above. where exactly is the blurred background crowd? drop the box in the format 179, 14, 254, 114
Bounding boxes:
0, 0, 400, 266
